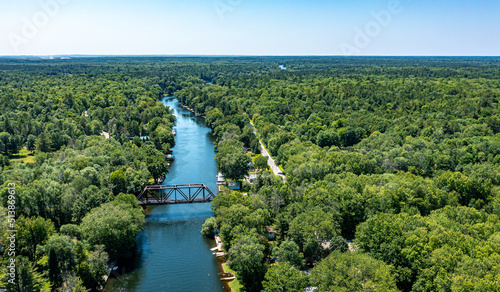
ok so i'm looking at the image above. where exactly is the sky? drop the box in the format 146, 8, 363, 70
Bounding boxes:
0, 0, 498, 56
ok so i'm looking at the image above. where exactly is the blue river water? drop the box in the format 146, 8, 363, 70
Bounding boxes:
104, 97, 226, 292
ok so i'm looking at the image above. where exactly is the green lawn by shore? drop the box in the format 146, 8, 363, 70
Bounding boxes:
222, 263, 245, 292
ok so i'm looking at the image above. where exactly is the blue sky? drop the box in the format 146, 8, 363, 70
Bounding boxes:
0, 0, 498, 56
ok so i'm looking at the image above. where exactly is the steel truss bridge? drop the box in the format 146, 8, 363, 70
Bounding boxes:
136, 183, 216, 205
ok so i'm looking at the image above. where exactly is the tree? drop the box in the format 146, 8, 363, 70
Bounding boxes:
254, 154, 269, 170
0, 132, 11, 155
27, 134, 37, 152
59, 273, 87, 292
79, 195, 144, 258
2, 256, 51, 292
272, 240, 304, 268
450, 254, 500, 291
78, 246, 109, 291
288, 207, 340, 262
327, 235, 349, 254
316, 129, 340, 148
154, 124, 175, 148
201, 217, 218, 238
45, 234, 78, 288
310, 251, 398, 292
217, 151, 251, 181
140, 144, 169, 182
228, 235, 265, 291
15, 216, 55, 261
355, 212, 426, 290
262, 263, 309, 292
437, 171, 492, 207
218, 204, 253, 250
206, 108, 224, 129
60, 224, 82, 240
35, 132, 53, 153
110, 169, 127, 195
216, 139, 252, 180
0, 154, 9, 168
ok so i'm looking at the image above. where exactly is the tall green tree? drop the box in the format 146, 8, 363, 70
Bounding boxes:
228, 235, 265, 291
216, 140, 252, 181
201, 217, 218, 238
79, 194, 144, 258
44, 234, 78, 288
272, 240, 304, 268
1, 256, 51, 292
35, 133, 53, 153
310, 251, 398, 292
15, 216, 55, 261
262, 263, 309, 292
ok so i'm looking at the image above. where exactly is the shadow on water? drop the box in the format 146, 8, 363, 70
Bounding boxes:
104, 97, 229, 292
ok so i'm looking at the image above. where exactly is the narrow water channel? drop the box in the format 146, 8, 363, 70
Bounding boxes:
104, 97, 227, 292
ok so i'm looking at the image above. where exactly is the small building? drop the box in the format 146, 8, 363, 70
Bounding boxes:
217, 172, 225, 185
128, 136, 149, 141
248, 162, 255, 172
100, 131, 110, 140
265, 226, 276, 241
227, 181, 241, 190
247, 174, 258, 183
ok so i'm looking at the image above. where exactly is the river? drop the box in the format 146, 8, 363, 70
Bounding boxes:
104, 97, 227, 292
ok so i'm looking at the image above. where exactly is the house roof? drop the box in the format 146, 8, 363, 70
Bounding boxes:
265, 226, 276, 233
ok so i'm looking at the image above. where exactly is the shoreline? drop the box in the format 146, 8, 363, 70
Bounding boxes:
210, 235, 241, 292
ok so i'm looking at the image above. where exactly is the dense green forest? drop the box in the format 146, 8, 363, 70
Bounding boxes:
0, 60, 178, 291
1, 56, 500, 291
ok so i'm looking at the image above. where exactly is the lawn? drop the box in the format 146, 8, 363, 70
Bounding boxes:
9, 148, 35, 164
222, 263, 245, 292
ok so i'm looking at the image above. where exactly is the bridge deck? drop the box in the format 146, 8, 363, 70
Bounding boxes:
138, 198, 214, 205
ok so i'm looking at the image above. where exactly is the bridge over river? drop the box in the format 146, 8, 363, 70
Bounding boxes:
104, 97, 227, 292
137, 183, 216, 205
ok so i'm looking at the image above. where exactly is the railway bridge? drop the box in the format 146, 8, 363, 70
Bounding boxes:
137, 183, 216, 205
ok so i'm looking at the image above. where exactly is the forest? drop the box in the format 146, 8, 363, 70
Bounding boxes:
1, 56, 500, 291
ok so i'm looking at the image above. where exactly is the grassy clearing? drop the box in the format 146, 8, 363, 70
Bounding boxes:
9, 149, 35, 164
222, 263, 245, 292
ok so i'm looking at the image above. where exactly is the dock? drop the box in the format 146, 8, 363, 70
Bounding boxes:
215, 234, 224, 252
179, 103, 206, 118
211, 235, 226, 257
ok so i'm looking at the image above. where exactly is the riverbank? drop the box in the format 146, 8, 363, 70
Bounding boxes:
178, 102, 206, 118
102, 260, 117, 288
221, 263, 244, 292
206, 234, 240, 291
210, 234, 245, 292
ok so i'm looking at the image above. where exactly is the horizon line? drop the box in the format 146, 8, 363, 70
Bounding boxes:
1, 54, 500, 58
